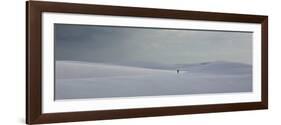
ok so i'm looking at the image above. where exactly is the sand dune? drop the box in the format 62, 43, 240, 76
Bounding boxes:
55, 61, 252, 100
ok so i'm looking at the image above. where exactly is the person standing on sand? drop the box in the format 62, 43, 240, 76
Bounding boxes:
177, 69, 179, 74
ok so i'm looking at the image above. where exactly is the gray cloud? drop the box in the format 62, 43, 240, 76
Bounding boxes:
55, 24, 252, 65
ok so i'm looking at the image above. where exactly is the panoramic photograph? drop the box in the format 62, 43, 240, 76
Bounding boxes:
54, 24, 253, 100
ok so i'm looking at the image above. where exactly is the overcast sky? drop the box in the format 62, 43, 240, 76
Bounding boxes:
55, 24, 252, 65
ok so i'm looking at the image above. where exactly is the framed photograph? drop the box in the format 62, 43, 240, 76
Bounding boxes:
26, 1, 268, 124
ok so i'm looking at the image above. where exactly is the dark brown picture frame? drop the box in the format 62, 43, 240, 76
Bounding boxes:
26, 1, 268, 124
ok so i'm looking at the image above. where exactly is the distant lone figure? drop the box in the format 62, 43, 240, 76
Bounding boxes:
177, 69, 179, 74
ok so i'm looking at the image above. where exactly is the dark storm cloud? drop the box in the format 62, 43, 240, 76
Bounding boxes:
55, 24, 252, 64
